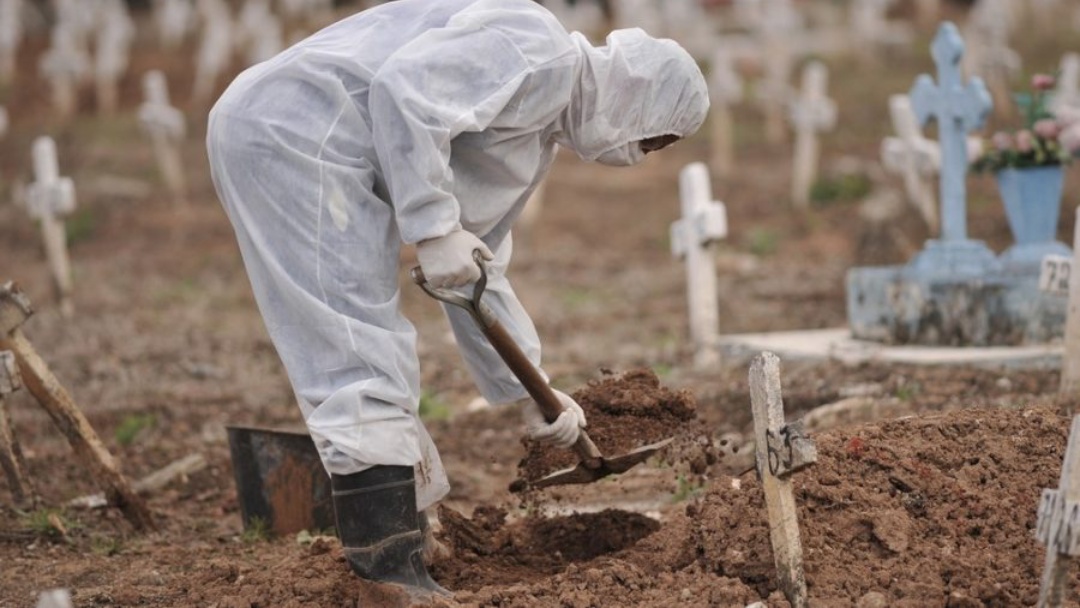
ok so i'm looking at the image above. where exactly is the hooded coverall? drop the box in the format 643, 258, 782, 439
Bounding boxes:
207, 0, 709, 511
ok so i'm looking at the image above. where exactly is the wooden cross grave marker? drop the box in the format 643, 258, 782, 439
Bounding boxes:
881, 94, 940, 233
25, 136, 77, 318
789, 61, 836, 210
0, 282, 155, 530
749, 351, 817, 608
1058, 208, 1080, 395
1036, 414, 1080, 606
0, 349, 35, 507
139, 70, 188, 202
670, 163, 727, 370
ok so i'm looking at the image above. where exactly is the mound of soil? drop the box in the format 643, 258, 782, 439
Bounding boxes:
517, 369, 709, 485
426, 405, 1076, 607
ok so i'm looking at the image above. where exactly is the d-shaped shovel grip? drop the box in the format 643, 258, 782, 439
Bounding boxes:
411, 252, 603, 466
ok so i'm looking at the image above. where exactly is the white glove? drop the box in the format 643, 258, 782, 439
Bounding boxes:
520, 389, 588, 449
416, 229, 494, 288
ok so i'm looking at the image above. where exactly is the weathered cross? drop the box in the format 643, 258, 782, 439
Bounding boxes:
139, 70, 188, 202
670, 163, 727, 369
1035, 414, 1080, 606
909, 22, 992, 242
25, 137, 77, 318
881, 94, 940, 232
756, 0, 800, 145
39, 24, 89, 120
193, 17, 233, 105
789, 61, 836, 209
749, 352, 817, 608
154, 0, 194, 50
93, 7, 134, 115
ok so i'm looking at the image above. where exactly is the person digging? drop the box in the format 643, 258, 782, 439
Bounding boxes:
206, 0, 708, 598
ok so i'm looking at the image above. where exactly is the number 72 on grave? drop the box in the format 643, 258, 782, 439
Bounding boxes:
1041, 255, 1072, 295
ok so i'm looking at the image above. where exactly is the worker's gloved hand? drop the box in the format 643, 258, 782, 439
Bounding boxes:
520, 389, 588, 449
416, 229, 494, 288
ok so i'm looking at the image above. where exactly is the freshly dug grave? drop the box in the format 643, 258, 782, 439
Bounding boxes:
516, 368, 712, 486
427, 405, 1077, 607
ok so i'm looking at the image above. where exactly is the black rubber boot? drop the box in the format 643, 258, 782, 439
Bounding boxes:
331, 466, 449, 597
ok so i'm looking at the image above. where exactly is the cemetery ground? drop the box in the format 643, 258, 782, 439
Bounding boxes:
4, 8, 1080, 608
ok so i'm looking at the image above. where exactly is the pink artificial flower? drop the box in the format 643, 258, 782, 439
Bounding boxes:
992, 131, 1013, 151
1016, 129, 1035, 153
1034, 119, 1060, 140
1033, 74, 1057, 91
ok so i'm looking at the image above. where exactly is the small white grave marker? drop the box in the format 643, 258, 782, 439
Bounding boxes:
881, 94, 940, 232
1053, 53, 1080, 115
749, 352, 817, 608
193, 15, 233, 105
25, 137, 77, 318
93, 5, 135, 115
756, 3, 798, 145
154, 0, 194, 50
789, 61, 836, 209
1041, 254, 1072, 295
1036, 415, 1080, 606
708, 47, 743, 179
139, 70, 188, 202
671, 163, 726, 369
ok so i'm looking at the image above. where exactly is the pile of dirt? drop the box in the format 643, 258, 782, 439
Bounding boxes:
426, 405, 1075, 607
516, 369, 712, 485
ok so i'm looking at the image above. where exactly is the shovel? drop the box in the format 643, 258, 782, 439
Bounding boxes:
411, 251, 672, 490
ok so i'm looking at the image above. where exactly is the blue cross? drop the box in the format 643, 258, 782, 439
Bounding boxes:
909, 22, 993, 243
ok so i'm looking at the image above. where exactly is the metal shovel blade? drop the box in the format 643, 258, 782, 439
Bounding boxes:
529, 437, 675, 489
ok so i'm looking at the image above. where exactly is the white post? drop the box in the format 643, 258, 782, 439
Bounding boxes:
749, 352, 817, 608
1061, 209, 1080, 395
708, 47, 743, 180
25, 137, 77, 318
139, 70, 188, 202
759, 21, 793, 146
1036, 415, 1080, 606
881, 94, 939, 233
154, 0, 194, 50
1053, 53, 1080, 115
789, 61, 836, 210
193, 17, 232, 105
93, 7, 135, 115
671, 163, 727, 369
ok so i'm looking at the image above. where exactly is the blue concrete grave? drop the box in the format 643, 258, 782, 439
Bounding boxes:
846, 22, 1069, 346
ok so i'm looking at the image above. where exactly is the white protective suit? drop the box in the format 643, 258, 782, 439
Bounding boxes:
207, 0, 709, 510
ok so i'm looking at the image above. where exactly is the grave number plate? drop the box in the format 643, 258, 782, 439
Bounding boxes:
1040, 255, 1071, 295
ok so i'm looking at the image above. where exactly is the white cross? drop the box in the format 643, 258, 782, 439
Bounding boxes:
1054, 53, 1080, 115
789, 61, 836, 209
153, 0, 194, 50
139, 70, 188, 201
39, 24, 90, 119
25, 137, 77, 318
709, 47, 743, 179
93, 7, 135, 115
0, 0, 23, 85
670, 162, 726, 369
193, 16, 234, 105
755, 0, 801, 145
881, 94, 940, 232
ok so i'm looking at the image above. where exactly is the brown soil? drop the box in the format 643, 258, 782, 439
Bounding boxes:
516, 368, 709, 485
3, 2, 1080, 607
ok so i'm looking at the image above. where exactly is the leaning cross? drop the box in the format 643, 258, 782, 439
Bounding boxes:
881, 94, 940, 232
750, 351, 818, 608
0, 349, 34, 507
0, 282, 155, 530
1036, 414, 1080, 606
789, 61, 836, 210
139, 70, 188, 202
909, 22, 992, 244
25, 137, 77, 318
671, 163, 727, 369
